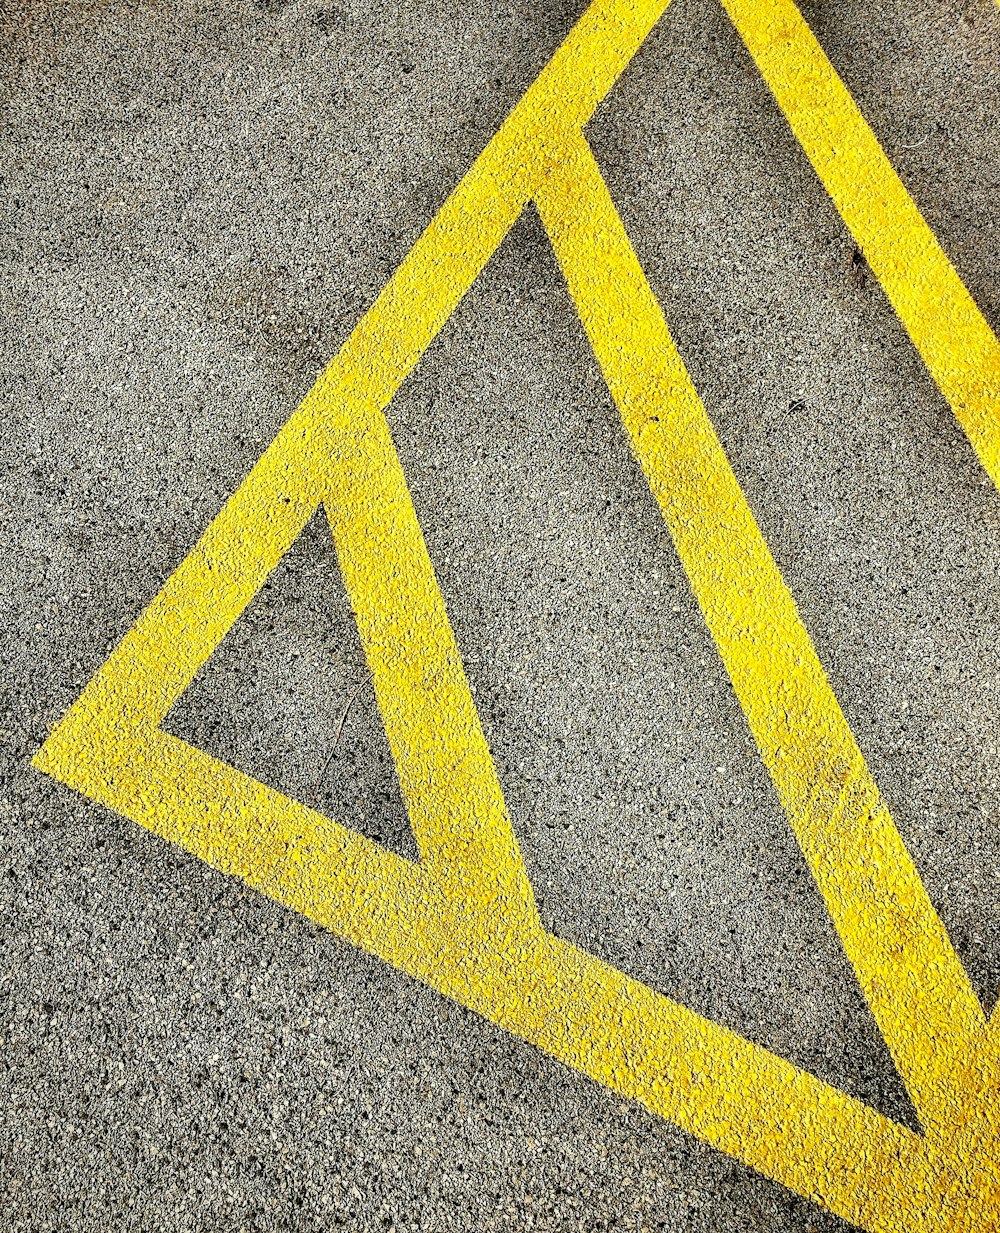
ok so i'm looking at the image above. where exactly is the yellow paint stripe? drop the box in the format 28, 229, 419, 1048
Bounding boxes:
304, 0, 675, 421
45, 404, 327, 736
722, 0, 1000, 488
724, 0, 1000, 1117
286, 0, 675, 912
534, 131, 985, 1137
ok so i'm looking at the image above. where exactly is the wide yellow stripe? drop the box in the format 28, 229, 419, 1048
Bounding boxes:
300, 0, 674, 910
534, 131, 985, 1137
723, 0, 1000, 488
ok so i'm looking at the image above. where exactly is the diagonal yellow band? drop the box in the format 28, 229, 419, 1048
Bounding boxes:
724, 0, 1000, 489
535, 130, 985, 1139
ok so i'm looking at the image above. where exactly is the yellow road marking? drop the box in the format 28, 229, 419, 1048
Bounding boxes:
724, 0, 1000, 490
33, 0, 1000, 1228
535, 131, 983, 1140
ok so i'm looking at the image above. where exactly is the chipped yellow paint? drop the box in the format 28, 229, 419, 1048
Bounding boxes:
33, 0, 1000, 1228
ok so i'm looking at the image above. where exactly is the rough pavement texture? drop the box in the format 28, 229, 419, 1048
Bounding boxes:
2, 0, 999, 1229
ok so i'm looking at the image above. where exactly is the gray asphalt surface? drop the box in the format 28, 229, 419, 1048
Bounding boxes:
2, 0, 999, 1229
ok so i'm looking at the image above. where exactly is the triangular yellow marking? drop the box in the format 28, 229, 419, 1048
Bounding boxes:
160, 511, 419, 859
34, 0, 1000, 1229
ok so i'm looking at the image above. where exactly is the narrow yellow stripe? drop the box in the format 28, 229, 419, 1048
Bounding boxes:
41, 402, 327, 737
722, 0, 1000, 488
534, 131, 986, 1136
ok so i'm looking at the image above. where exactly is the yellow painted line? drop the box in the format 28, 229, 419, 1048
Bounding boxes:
722, 0, 1000, 1149
31, 0, 1000, 1229
535, 132, 984, 1140
722, 0, 1000, 489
